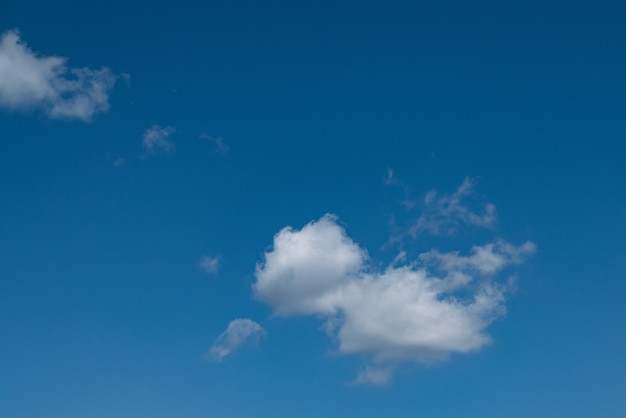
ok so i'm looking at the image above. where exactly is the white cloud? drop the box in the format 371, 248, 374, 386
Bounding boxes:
0, 29, 117, 121
142, 125, 175, 154
200, 133, 229, 154
254, 214, 366, 316
199, 255, 222, 274
253, 214, 534, 381
410, 177, 496, 235
206, 319, 266, 362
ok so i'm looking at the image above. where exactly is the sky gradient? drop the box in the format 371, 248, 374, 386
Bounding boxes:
1, 1, 625, 417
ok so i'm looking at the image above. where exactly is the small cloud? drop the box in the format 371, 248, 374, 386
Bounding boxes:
113, 157, 125, 166
384, 168, 395, 185
352, 366, 395, 386
200, 133, 228, 154
410, 177, 496, 236
384, 168, 417, 209
199, 255, 222, 274
142, 125, 175, 154
0, 29, 118, 121
205, 319, 266, 362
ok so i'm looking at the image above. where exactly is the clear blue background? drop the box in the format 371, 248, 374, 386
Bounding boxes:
1, 0, 625, 416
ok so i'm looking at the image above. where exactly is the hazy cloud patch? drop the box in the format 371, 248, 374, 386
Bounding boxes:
206, 319, 266, 362
199, 255, 222, 274
410, 177, 496, 235
352, 366, 395, 386
200, 133, 229, 154
142, 125, 175, 154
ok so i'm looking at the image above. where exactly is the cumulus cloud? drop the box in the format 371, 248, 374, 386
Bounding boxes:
0, 29, 117, 121
199, 255, 222, 274
254, 214, 366, 316
253, 214, 534, 383
142, 125, 175, 154
206, 319, 266, 362
410, 177, 496, 235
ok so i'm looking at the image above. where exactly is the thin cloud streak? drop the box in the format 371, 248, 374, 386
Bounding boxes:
206, 319, 266, 362
200, 133, 229, 154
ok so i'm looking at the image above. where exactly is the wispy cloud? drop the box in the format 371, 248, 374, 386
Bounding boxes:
383, 168, 417, 209
410, 177, 496, 236
253, 205, 534, 382
384, 168, 396, 185
142, 125, 175, 154
200, 133, 229, 154
199, 255, 222, 274
352, 366, 395, 386
205, 319, 266, 362
0, 29, 117, 121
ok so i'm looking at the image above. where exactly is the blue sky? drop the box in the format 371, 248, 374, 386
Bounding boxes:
1, 0, 625, 416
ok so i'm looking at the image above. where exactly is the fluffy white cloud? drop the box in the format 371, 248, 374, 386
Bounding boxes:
0, 29, 117, 121
142, 125, 175, 153
410, 177, 496, 235
206, 319, 266, 362
199, 255, 222, 274
254, 214, 366, 316
254, 214, 534, 383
